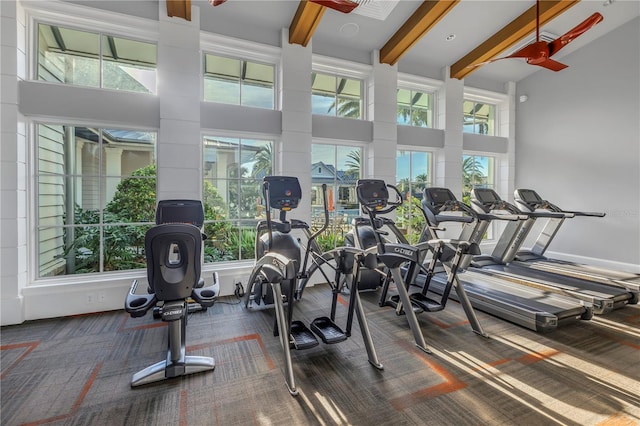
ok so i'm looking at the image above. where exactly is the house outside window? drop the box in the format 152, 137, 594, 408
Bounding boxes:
203, 53, 275, 109
37, 23, 157, 94
396, 149, 432, 244
397, 88, 433, 128
311, 144, 362, 250
202, 136, 274, 262
35, 123, 157, 277
311, 72, 363, 119
463, 100, 495, 135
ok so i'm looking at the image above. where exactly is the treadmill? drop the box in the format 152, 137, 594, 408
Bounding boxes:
512, 189, 640, 296
416, 188, 591, 333
468, 188, 637, 313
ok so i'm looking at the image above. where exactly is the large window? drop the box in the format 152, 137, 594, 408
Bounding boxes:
202, 136, 274, 262
462, 154, 495, 204
463, 100, 495, 135
203, 53, 275, 109
311, 144, 363, 250
312, 72, 363, 119
36, 124, 157, 277
396, 149, 432, 244
397, 88, 433, 128
37, 23, 157, 94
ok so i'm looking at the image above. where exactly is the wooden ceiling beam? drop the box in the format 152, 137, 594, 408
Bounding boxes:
450, 0, 580, 80
380, 0, 460, 66
166, 0, 191, 21
289, 1, 326, 47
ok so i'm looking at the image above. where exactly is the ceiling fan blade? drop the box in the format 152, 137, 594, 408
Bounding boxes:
209, 0, 227, 5
548, 13, 604, 56
505, 41, 549, 60
466, 41, 548, 69
309, 0, 359, 13
532, 58, 568, 71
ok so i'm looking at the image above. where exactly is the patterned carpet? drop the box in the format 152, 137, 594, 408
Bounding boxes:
1, 284, 639, 426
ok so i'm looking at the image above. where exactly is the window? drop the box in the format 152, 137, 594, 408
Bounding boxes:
37, 23, 157, 94
312, 72, 363, 119
202, 136, 274, 261
462, 154, 495, 204
463, 100, 495, 135
36, 124, 157, 277
203, 53, 275, 109
397, 88, 433, 128
396, 149, 432, 244
311, 144, 363, 250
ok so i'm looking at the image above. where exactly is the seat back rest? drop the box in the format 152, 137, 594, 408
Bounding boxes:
145, 223, 202, 301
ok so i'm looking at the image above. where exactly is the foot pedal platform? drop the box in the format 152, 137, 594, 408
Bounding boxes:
291, 321, 319, 350
310, 317, 348, 344
409, 293, 444, 313
389, 295, 424, 314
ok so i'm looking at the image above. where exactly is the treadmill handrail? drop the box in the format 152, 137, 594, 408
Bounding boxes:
476, 212, 528, 222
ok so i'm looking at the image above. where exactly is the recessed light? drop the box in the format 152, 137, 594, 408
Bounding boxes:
445, 34, 456, 41
603, 0, 614, 5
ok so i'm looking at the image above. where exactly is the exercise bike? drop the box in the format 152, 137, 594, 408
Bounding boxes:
244, 176, 383, 396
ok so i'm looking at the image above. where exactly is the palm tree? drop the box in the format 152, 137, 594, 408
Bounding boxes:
252, 143, 272, 178
344, 149, 360, 179
462, 156, 485, 203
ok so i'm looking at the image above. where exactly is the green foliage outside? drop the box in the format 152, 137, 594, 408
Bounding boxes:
65, 164, 256, 274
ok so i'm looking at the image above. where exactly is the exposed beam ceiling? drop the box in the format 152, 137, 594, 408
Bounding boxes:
166, 0, 191, 21
450, 0, 580, 80
289, 1, 326, 47
380, 0, 460, 66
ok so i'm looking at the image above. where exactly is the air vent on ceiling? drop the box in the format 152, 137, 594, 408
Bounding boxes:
352, 0, 399, 20
503, 31, 559, 56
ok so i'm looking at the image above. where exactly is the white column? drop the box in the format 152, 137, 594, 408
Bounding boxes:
279, 28, 313, 220
367, 50, 397, 184
156, 2, 202, 201
435, 66, 464, 198
1, 0, 28, 325
500, 81, 516, 201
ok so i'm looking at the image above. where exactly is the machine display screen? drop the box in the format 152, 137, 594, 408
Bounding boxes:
519, 189, 541, 204
356, 179, 388, 209
474, 188, 499, 203
424, 188, 456, 206
156, 200, 204, 227
264, 176, 302, 210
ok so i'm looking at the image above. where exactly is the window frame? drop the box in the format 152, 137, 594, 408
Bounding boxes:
28, 4, 158, 93
31, 119, 158, 280
463, 88, 508, 137
201, 131, 277, 263
311, 140, 366, 250
397, 73, 440, 129
312, 55, 371, 121
462, 151, 498, 240
201, 33, 280, 110
395, 146, 434, 244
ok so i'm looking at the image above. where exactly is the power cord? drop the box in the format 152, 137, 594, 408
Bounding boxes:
234, 281, 245, 298
216, 281, 245, 305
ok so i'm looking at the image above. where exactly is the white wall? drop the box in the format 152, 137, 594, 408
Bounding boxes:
515, 18, 639, 270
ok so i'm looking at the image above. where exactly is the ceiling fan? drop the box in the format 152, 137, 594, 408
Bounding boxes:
472, 1, 604, 71
209, 0, 362, 13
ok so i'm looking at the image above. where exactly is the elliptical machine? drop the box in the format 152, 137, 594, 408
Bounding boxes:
244, 176, 383, 396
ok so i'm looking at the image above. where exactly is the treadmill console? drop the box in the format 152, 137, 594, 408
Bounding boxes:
423, 187, 457, 211
263, 176, 302, 211
356, 179, 388, 211
515, 189, 544, 209
155, 200, 204, 227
